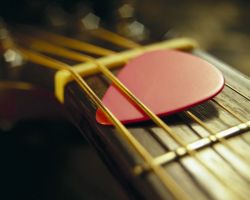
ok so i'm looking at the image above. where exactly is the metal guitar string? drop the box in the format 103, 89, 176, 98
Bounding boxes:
225, 83, 250, 101
17, 29, 250, 199
17, 25, 115, 56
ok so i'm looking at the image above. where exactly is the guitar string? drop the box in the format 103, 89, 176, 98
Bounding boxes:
211, 98, 250, 145
212, 99, 249, 124
225, 83, 250, 101
18, 35, 249, 199
212, 98, 250, 144
19, 25, 140, 50
16, 25, 115, 56
16, 34, 96, 63
18, 47, 191, 200
89, 27, 141, 49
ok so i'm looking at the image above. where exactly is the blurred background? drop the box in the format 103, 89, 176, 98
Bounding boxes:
0, 0, 249, 199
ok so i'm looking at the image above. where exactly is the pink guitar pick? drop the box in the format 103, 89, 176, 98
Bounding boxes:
96, 50, 224, 125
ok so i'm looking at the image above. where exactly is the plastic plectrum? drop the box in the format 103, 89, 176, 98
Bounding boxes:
96, 50, 224, 125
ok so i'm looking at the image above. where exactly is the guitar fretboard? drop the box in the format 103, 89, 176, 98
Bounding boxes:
65, 53, 250, 200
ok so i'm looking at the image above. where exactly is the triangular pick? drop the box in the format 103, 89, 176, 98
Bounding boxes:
96, 50, 224, 125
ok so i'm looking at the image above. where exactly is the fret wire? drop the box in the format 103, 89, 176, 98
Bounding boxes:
18, 47, 190, 200
184, 111, 250, 184
184, 110, 250, 164
134, 121, 250, 175
225, 83, 250, 101
18, 25, 115, 56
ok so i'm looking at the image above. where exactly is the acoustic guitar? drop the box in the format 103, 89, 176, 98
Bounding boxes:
0, 2, 250, 200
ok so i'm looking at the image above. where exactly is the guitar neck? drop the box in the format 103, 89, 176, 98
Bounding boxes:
63, 48, 250, 200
